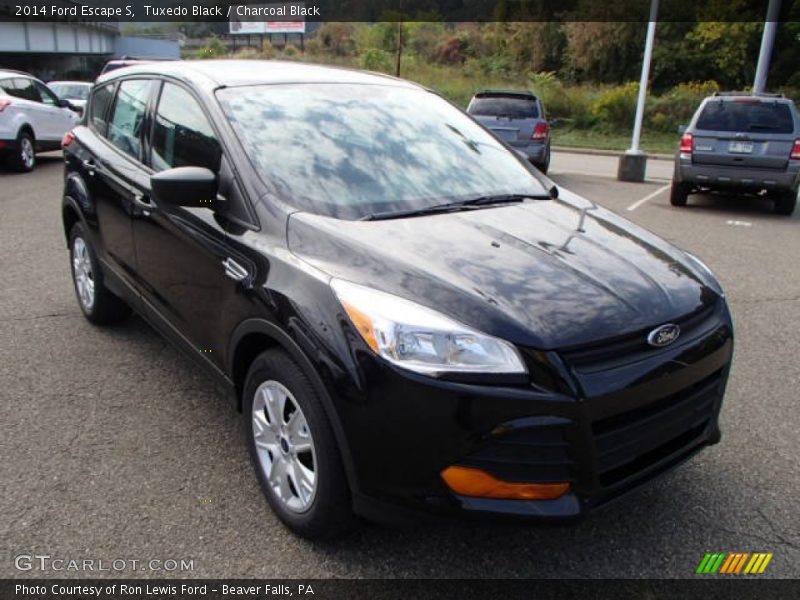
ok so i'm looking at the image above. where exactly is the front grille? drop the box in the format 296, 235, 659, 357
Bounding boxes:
560, 300, 720, 373
459, 416, 573, 483
592, 369, 723, 487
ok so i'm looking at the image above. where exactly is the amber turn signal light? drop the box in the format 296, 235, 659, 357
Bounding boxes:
441, 466, 570, 500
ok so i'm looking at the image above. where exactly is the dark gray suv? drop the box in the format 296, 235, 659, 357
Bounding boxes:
467, 90, 551, 173
671, 92, 800, 215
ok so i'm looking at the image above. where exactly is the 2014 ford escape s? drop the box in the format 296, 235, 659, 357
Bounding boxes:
62, 61, 733, 539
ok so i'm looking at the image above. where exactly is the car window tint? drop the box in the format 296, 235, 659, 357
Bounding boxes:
107, 79, 153, 161
12, 78, 42, 102
0, 78, 17, 96
696, 101, 794, 133
468, 95, 539, 119
151, 83, 221, 172
218, 84, 547, 220
89, 83, 115, 136
33, 81, 58, 106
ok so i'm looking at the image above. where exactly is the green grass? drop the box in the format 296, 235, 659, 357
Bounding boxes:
551, 127, 679, 155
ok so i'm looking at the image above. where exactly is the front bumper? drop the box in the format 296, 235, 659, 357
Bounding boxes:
336, 300, 733, 522
675, 158, 800, 192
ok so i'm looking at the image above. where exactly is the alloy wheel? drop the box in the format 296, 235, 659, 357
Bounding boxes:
72, 237, 95, 311
20, 137, 34, 170
252, 380, 317, 513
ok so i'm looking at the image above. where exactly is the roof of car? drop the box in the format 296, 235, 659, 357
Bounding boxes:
0, 69, 34, 78
48, 80, 92, 85
474, 89, 537, 98
97, 60, 417, 90
705, 92, 794, 104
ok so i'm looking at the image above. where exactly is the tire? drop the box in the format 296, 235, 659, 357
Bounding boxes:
532, 146, 550, 174
243, 349, 354, 539
9, 130, 36, 172
774, 189, 797, 216
68, 222, 130, 325
670, 181, 690, 207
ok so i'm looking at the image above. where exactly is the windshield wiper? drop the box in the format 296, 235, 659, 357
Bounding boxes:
360, 193, 552, 222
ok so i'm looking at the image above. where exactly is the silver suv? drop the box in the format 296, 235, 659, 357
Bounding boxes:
671, 92, 800, 216
0, 69, 80, 172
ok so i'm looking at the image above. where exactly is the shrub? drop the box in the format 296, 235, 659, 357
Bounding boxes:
647, 80, 720, 132
233, 47, 259, 60
360, 48, 393, 74
196, 35, 228, 59
282, 44, 301, 59
592, 82, 639, 129
317, 22, 356, 56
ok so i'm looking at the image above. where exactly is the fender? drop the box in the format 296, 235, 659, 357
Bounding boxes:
228, 318, 361, 495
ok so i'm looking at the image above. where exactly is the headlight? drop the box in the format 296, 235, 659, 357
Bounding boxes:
331, 279, 526, 375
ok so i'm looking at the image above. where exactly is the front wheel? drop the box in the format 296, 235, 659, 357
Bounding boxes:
670, 181, 690, 207
774, 189, 797, 216
243, 349, 354, 539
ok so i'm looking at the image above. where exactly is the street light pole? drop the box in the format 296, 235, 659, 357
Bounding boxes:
618, 0, 659, 182
753, 0, 781, 94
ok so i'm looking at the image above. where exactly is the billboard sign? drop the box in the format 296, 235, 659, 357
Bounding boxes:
229, 3, 307, 35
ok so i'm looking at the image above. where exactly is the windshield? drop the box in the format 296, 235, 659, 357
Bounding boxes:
468, 95, 540, 119
49, 83, 90, 101
217, 83, 547, 220
696, 100, 794, 133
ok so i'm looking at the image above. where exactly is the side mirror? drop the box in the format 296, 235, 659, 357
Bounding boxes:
151, 167, 219, 209
678, 124, 688, 134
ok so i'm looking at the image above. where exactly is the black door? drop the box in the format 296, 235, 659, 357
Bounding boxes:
132, 81, 233, 371
85, 79, 156, 285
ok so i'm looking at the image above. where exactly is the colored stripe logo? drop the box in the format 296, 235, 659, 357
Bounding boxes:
696, 552, 773, 575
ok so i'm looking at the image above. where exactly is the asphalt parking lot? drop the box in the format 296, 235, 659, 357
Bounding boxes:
1, 151, 799, 579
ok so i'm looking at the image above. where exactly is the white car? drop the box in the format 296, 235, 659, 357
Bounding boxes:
48, 80, 92, 114
0, 69, 81, 172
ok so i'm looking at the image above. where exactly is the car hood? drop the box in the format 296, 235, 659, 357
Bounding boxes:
287, 190, 720, 349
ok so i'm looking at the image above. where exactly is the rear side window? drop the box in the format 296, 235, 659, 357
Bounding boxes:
89, 83, 115, 135
8, 78, 41, 102
151, 83, 221, 172
107, 79, 154, 161
468, 95, 540, 118
0, 78, 16, 96
696, 100, 794, 133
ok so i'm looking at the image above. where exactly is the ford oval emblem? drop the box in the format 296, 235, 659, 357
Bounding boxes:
647, 324, 680, 347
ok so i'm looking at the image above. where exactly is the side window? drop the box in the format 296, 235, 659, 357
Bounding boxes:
0, 78, 16, 96
33, 81, 58, 106
89, 83, 115, 136
151, 83, 221, 172
12, 78, 41, 102
107, 79, 153, 161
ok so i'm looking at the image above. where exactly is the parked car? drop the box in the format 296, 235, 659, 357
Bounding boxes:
48, 81, 92, 114
0, 69, 80, 171
62, 61, 733, 539
99, 56, 177, 77
467, 90, 551, 173
672, 92, 800, 215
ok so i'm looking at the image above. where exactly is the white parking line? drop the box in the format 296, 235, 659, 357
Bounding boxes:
626, 184, 671, 211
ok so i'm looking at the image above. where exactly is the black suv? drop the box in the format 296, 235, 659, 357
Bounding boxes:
62, 60, 733, 539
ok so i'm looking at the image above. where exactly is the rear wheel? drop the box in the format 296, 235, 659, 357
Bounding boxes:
69, 223, 130, 325
9, 131, 36, 172
774, 189, 797, 216
532, 146, 550, 174
670, 181, 690, 207
244, 349, 354, 539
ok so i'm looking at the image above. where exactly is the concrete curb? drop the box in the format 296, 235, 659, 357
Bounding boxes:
552, 145, 674, 161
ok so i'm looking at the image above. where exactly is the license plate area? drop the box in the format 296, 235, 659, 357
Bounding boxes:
728, 141, 753, 154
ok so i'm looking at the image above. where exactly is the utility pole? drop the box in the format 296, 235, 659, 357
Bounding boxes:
395, 10, 403, 77
618, 0, 659, 183
753, 0, 781, 94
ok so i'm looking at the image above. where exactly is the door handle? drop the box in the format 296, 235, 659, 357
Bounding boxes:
133, 192, 153, 217
82, 159, 96, 176
222, 258, 250, 284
